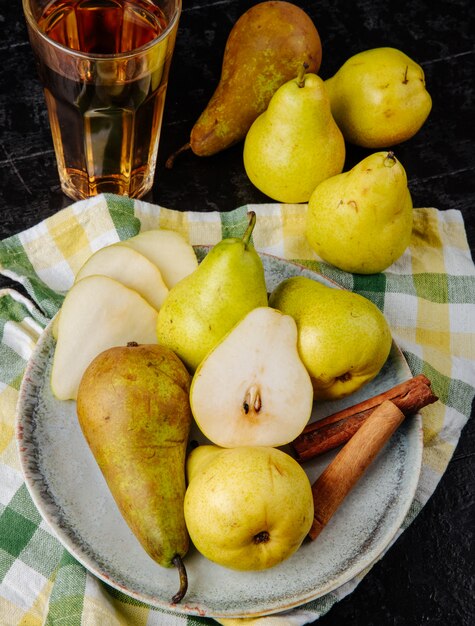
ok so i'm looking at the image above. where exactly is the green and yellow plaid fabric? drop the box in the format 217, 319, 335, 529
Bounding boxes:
1, 194, 474, 625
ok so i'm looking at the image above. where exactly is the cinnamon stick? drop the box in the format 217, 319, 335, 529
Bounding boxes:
309, 400, 405, 540
293, 375, 437, 462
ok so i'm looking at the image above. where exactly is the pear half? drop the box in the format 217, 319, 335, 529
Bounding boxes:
51, 275, 159, 401
190, 307, 314, 447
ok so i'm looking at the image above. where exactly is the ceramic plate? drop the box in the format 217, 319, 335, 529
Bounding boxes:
16, 252, 422, 619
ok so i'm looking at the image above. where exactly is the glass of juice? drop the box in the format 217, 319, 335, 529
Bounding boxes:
22, 0, 182, 200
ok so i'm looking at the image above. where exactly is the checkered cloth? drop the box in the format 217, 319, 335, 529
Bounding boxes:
1, 194, 474, 625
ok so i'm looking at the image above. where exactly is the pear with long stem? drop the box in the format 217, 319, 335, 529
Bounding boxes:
244, 65, 345, 203
156, 212, 268, 372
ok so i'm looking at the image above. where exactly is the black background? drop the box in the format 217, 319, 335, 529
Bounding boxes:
1, 1, 474, 624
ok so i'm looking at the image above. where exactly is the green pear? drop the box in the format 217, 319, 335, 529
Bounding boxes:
269, 276, 392, 401
184, 446, 314, 571
190, 307, 313, 448
77, 342, 192, 603
306, 151, 413, 274
156, 212, 268, 372
170, 1, 321, 161
243, 67, 345, 203
325, 47, 432, 148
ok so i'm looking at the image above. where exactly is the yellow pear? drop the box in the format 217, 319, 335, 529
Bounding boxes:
269, 276, 392, 401
184, 446, 314, 571
185, 445, 224, 483
156, 213, 267, 372
243, 67, 345, 203
306, 151, 413, 274
325, 47, 432, 148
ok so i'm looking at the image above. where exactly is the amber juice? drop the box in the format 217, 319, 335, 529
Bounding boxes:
24, 0, 180, 199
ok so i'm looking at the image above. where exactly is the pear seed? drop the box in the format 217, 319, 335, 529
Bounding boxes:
243, 384, 261, 414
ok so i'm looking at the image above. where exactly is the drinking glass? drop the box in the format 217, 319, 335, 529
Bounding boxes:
22, 0, 182, 200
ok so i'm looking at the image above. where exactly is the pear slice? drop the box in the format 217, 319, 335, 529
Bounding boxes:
51, 275, 159, 401
121, 229, 198, 288
75, 244, 169, 311
190, 306, 314, 447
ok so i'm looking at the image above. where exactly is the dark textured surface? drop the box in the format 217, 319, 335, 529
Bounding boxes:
0, 1, 474, 624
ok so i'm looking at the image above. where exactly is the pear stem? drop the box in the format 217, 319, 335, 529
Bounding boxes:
242, 211, 257, 246
171, 554, 188, 604
297, 62, 309, 88
165, 143, 191, 169
384, 151, 397, 167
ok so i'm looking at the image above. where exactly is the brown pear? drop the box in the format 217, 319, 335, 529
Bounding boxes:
77, 342, 192, 603
167, 1, 321, 164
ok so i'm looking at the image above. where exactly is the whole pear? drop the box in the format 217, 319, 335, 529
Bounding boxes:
325, 47, 432, 148
156, 212, 268, 372
243, 67, 345, 203
184, 446, 314, 571
77, 342, 192, 603
306, 151, 413, 274
269, 276, 392, 401
170, 1, 321, 161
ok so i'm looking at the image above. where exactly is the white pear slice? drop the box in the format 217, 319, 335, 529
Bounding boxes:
75, 244, 169, 311
121, 229, 198, 288
51, 275, 159, 401
190, 306, 314, 448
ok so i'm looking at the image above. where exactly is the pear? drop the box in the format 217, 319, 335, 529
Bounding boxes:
185, 444, 224, 483
306, 151, 413, 274
51, 275, 158, 400
184, 446, 314, 571
190, 307, 313, 448
168, 1, 321, 162
325, 47, 432, 148
121, 229, 198, 289
75, 244, 169, 311
156, 212, 268, 372
77, 342, 192, 603
243, 66, 345, 203
269, 276, 392, 401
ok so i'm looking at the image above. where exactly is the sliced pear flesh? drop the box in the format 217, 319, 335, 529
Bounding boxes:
122, 229, 198, 288
190, 306, 314, 447
75, 244, 169, 311
51, 275, 159, 401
